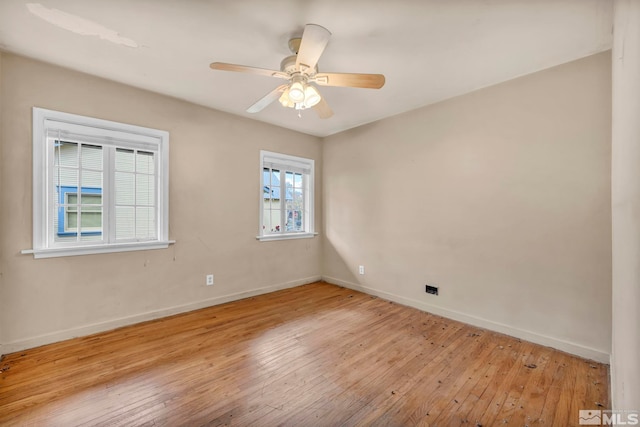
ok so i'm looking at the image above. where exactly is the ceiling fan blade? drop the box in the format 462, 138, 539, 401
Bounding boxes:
210, 62, 288, 79
312, 72, 385, 89
247, 85, 288, 113
296, 24, 331, 72
313, 97, 333, 119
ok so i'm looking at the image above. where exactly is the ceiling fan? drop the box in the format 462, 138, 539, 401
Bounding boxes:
210, 24, 385, 119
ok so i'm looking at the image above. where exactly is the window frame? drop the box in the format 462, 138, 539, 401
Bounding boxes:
25, 107, 173, 258
258, 150, 316, 241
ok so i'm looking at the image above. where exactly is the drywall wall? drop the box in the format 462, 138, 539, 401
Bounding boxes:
323, 52, 612, 362
0, 53, 322, 354
611, 0, 640, 411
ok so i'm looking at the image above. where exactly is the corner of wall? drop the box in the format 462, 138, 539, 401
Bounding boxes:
0, 51, 5, 357
611, 0, 640, 412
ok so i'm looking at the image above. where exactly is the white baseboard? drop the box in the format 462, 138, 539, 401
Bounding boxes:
323, 276, 610, 364
0, 275, 321, 356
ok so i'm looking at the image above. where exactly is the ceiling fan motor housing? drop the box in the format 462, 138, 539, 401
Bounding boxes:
280, 54, 317, 76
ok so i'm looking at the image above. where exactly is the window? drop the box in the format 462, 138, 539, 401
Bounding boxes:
26, 108, 172, 258
259, 150, 315, 241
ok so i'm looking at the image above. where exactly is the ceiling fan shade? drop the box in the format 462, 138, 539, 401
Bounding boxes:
209, 23, 384, 119
288, 81, 305, 103
278, 88, 293, 108
303, 85, 321, 108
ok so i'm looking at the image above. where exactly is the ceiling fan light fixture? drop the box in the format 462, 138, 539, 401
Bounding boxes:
279, 88, 290, 106
303, 85, 321, 108
288, 81, 305, 103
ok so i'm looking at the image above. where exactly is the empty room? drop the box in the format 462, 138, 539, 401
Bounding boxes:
0, 0, 638, 426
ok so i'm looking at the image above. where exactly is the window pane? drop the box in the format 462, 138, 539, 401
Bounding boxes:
136, 151, 155, 174
269, 209, 282, 233
136, 175, 155, 206
80, 210, 102, 228
54, 168, 78, 188
81, 170, 102, 189
115, 148, 135, 172
296, 211, 304, 231
136, 207, 155, 239
267, 169, 280, 200
52, 141, 105, 241
115, 149, 157, 241
294, 173, 302, 187
263, 168, 272, 198
286, 209, 302, 232
116, 206, 135, 239
78, 193, 102, 236
81, 145, 102, 170
285, 171, 294, 187
115, 172, 135, 205
56, 142, 78, 167
67, 212, 78, 229
82, 194, 102, 206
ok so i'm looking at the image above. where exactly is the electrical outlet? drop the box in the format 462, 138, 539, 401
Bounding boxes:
358, 265, 365, 275
206, 274, 214, 286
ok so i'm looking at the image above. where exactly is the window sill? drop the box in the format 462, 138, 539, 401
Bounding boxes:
22, 240, 176, 259
256, 232, 317, 242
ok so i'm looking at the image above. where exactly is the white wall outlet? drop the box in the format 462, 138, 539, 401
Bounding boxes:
358, 265, 365, 275
206, 274, 214, 286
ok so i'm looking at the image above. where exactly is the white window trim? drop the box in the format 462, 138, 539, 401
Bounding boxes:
257, 150, 317, 241
23, 107, 174, 258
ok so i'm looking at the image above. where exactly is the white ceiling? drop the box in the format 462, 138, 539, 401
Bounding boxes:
0, 0, 612, 137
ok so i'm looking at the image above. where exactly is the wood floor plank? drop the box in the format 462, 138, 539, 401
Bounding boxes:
0, 282, 609, 426
324, 324, 473, 426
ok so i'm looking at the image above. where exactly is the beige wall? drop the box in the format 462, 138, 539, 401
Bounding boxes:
0, 53, 322, 352
323, 52, 612, 362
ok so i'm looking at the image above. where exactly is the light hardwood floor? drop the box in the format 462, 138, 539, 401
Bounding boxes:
0, 282, 609, 426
